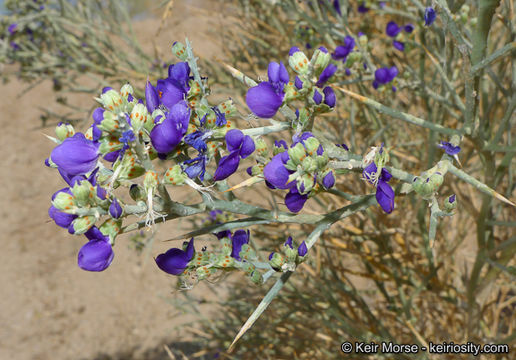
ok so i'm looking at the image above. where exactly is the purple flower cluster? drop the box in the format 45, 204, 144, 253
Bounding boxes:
373, 66, 398, 91
385, 21, 414, 51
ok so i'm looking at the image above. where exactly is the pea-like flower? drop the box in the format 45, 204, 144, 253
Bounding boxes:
155, 238, 195, 275
363, 162, 395, 213
231, 230, 250, 261
246, 61, 289, 118
150, 100, 190, 154
438, 141, 461, 156
78, 227, 114, 272
373, 66, 398, 90
50, 133, 100, 176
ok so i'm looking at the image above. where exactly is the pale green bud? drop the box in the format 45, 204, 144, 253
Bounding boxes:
297, 174, 315, 194
304, 137, 320, 155
70, 216, 96, 235
120, 83, 134, 98
345, 52, 362, 67
163, 165, 187, 186
220, 236, 232, 256
55, 123, 75, 141
249, 270, 263, 285
239, 244, 256, 261
97, 111, 120, 132
143, 170, 159, 191
283, 244, 297, 263
269, 252, 285, 270
444, 194, 457, 212
52, 191, 76, 211
359, 33, 368, 48
217, 99, 237, 118
71, 180, 95, 207
130, 103, 151, 132
289, 50, 309, 74
296, 108, 311, 128
249, 165, 263, 176
311, 48, 331, 75
301, 156, 317, 174
254, 138, 268, 157
288, 143, 307, 166
172, 41, 187, 60
99, 218, 122, 244
314, 154, 329, 169
100, 90, 124, 112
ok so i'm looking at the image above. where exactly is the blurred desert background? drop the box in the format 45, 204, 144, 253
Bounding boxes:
0, 1, 229, 359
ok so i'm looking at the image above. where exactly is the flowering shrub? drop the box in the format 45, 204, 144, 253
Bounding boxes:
27, 0, 516, 356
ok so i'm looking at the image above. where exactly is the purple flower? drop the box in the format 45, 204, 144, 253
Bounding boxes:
298, 241, 307, 256
332, 36, 355, 62
322, 171, 336, 189
363, 162, 395, 213
263, 152, 293, 189
316, 63, 337, 87
48, 204, 77, 228
231, 230, 250, 260
285, 186, 308, 213
155, 238, 195, 275
386, 21, 402, 37
150, 101, 190, 154
109, 198, 123, 219
284, 236, 293, 249
357, 2, 369, 13
323, 86, 336, 107
8, 24, 17, 35
145, 81, 159, 113
213, 151, 241, 181
313, 89, 323, 105
78, 227, 114, 272
449, 194, 456, 204
332, 0, 341, 15
438, 141, 461, 156
424, 7, 437, 26
183, 154, 208, 180
213, 130, 255, 181
51, 133, 99, 176
246, 61, 289, 118
373, 66, 398, 89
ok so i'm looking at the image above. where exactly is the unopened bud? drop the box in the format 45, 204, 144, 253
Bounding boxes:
55, 123, 75, 141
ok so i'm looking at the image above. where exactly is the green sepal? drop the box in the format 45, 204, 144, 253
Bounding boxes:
288, 50, 309, 74
52, 191, 76, 211
70, 216, 96, 235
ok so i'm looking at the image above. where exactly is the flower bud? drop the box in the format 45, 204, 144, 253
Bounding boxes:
358, 33, 368, 48
301, 156, 316, 173
163, 165, 187, 185
249, 270, 263, 285
55, 123, 75, 141
304, 137, 320, 155
69, 215, 96, 235
321, 170, 336, 189
297, 241, 308, 260
100, 89, 124, 113
345, 51, 362, 67
296, 108, 311, 128
444, 194, 457, 212
311, 47, 331, 75
254, 137, 268, 157
217, 99, 237, 118
288, 48, 309, 75
288, 143, 307, 166
109, 198, 123, 219
52, 191, 76, 211
99, 218, 122, 243
120, 83, 134, 98
143, 170, 159, 191
268, 252, 286, 271
71, 180, 95, 207
172, 41, 187, 60
130, 103, 151, 132
97, 111, 120, 132
298, 174, 315, 194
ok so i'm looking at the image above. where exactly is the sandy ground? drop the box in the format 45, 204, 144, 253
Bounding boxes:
0, 1, 231, 359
